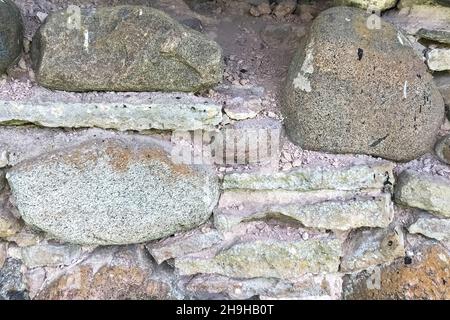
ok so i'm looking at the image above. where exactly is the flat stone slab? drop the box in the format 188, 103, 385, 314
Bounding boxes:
395, 170, 450, 218
0, 87, 222, 131
222, 161, 395, 191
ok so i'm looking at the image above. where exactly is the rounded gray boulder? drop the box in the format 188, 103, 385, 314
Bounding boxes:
282, 7, 444, 161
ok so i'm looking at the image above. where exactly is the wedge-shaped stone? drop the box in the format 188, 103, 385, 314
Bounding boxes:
222, 161, 394, 191
32, 6, 223, 92
147, 226, 223, 264
6, 138, 219, 245
408, 216, 450, 247
214, 193, 394, 231
175, 238, 342, 279
395, 170, 450, 218
0, 91, 222, 131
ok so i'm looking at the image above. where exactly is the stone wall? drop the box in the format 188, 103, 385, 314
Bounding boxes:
0, 0, 449, 300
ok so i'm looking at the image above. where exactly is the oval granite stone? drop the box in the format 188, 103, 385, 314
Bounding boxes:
6, 138, 220, 245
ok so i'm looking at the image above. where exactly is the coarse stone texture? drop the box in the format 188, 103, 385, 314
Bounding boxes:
273, 0, 297, 18
341, 227, 405, 272
225, 117, 283, 166
343, 244, 450, 299
0, 91, 222, 131
222, 161, 394, 191
282, 7, 444, 161
0, 242, 6, 269
6, 138, 219, 245
417, 28, 450, 45
0, 0, 24, 74
397, 0, 445, 8
214, 193, 394, 232
433, 72, 450, 107
0, 151, 7, 168
20, 243, 83, 268
0, 194, 22, 238
175, 238, 342, 279
435, 134, 450, 164
33, 245, 175, 300
0, 169, 5, 192
337, 0, 397, 11
147, 225, 223, 264
0, 258, 28, 300
386, 5, 450, 36
427, 48, 450, 71
395, 170, 450, 218
31, 6, 223, 92
186, 273, 343, 300
408, 216, 450, 247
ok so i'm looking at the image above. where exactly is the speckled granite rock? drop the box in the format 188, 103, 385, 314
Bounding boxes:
282, 7, 444, 161
31, 6, 223, 92
6, 138, 219, 245
0, 0, 23, 74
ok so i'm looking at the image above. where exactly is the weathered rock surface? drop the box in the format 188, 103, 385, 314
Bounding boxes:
176, 237, 342, 278
223, 161, 394, 191
215, 193, 394, 231
147, 225, 223, 264
0, 194, 22, 238
408, 216, 450, 247
395, 170, 450, 218
6, 138, 219, 245
186, 273, 343, 300
387, 5, 450, 36
435, 135, 450, 164
32, 6, 223, 92
427, 48, 450, 71
0, 169, 5, 192
337, 0, 397, 11
34, 245, 175, 300
0, 91, 222, 131
21, 243, 83, 268
341, 227, 405, 272
433, 72, 450, 108
0, 258, 28, 300
282, 7, 444, 161
0, 0, 23, 74
343, 244, 450, 299
417, 28, 450, 45
0, 242, 6, 269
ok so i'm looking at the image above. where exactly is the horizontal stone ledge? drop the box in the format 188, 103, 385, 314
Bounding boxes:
185, 273, 343, 300
222, 161, 395, 191
175, 237, 342, 279
0, 90, 222, 131
214, 193, 394, 232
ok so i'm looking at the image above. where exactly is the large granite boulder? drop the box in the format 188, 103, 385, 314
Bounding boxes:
6, 138, 219, 245
282, 7, 444, 161
31, 6, 223, 92
0, 0, 24, 74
